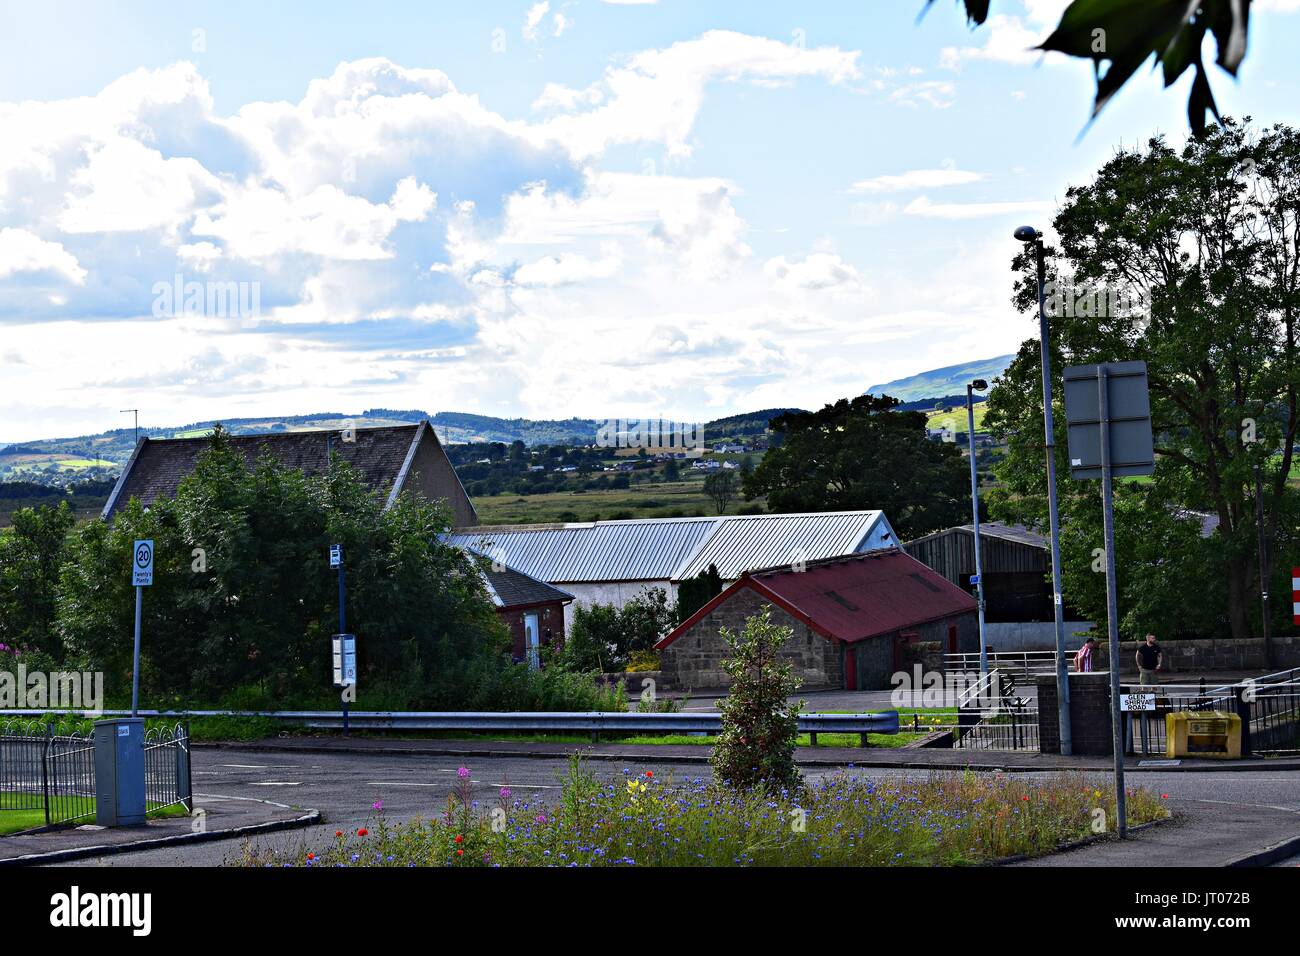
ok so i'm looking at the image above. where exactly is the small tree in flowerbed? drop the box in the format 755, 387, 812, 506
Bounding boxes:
711, 605, 802, 792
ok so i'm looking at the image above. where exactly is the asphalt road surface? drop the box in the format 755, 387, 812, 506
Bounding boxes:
45, 746, 1300, 867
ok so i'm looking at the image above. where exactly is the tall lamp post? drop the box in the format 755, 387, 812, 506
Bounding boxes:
1014, 226, 1073, 756
966, 379, 989, 675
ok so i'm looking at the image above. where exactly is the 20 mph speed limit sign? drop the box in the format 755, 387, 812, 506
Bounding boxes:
133, 539, 154, 587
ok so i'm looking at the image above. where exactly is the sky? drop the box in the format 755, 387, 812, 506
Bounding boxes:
2, 0, 1300, 442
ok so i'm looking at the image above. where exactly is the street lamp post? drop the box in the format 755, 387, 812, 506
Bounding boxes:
966, 380, 989, 675
1014, 226, 1073, 756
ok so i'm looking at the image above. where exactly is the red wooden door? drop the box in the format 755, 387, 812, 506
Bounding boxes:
844, 646, 858, 691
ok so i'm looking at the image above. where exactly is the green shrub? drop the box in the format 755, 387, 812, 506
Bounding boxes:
711, 605, 802, 792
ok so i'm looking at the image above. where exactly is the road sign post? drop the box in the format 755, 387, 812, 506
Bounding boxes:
1064, 360, 1155, 840
330, 544, 352, 736
131, 540, 153, 717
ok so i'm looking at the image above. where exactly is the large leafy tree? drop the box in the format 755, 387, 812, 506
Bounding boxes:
56, 427, 507, 706
741, 395, 971, 539
985, 118, 1300, 641
0, 500, 76, 658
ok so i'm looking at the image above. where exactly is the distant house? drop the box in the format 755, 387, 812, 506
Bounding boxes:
713, 442, 747, 454
103, 421, 478, 527
447, 510, 898, 629
467, 549, 573, 669
655, 549, 978, 690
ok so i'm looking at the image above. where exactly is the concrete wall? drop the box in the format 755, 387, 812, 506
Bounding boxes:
659, 587, 843, 692
558, 580, 676, 630
985, 621, 1095, 651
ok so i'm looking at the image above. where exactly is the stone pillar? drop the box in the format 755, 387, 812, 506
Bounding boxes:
1037, 672, 1115, 756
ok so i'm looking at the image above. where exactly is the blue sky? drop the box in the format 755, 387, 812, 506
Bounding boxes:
2, 0, 1299, 441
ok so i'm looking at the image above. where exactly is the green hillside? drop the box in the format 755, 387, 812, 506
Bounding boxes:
867, 355, 1014, 403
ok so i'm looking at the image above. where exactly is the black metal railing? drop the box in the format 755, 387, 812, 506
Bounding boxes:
44, 726, 95, 825
144, 723, 192, 813
0, 720, 95, 826
1122, 668, 1300, 756
0, 720, 48, 813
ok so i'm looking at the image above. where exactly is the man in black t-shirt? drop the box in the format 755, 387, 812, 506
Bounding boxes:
1135, 633, 1163, 686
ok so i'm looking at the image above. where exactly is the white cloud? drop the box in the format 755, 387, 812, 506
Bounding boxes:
850, 168, 984, 193
0, 228, 87, 284
888, 80, 956, 109
536, 30, 860, 158
523, 2, 550, 41
764, 252, 863, 292
940, 13, 1052, 70
513, 253, 621, 286
902, 195, 1054, 219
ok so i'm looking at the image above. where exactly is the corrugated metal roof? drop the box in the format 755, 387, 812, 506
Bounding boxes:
446, 511, 888, 584
673, 511, 886, 581
958, 522, 1047, 549
447, 517, 720, 583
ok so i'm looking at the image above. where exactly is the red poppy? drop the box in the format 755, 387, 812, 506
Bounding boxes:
1021, 795, 1029, 801
645, 771, 653, 778
1161, 794, 1168, 799
335, 830, 343, 837
456, 849, 464, 857
358, 827, 369, 837
307, 853, 315, 860
454, 834, 464, 844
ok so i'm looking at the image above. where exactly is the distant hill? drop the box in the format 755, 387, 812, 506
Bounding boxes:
0, 407, 800, 483
867, 355, 1014, 403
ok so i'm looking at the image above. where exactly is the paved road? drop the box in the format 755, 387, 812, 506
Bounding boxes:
45, 745, 1300, 867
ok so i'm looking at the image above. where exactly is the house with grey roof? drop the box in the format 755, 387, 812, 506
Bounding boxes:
447, 510, 897, 628
465, 548, 574, 668
103, 420, 478, 527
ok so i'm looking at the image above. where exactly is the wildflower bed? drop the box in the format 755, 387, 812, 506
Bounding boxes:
239, 760, 1169, 867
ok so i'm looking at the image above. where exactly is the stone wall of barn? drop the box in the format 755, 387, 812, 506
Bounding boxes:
660, 586, 844, 691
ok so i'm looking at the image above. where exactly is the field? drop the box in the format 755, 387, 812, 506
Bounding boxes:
471, 475, 760, 524
925, 402, 990, 436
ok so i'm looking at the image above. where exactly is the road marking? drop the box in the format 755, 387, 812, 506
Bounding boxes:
366, 781, 559, 789
249, 781, 302, 787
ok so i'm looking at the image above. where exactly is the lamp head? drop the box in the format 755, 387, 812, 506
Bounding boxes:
1013, 225, 1041, 243
971, 379, 988, 391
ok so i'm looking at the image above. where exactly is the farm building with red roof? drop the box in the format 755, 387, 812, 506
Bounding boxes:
655, 548, 978, 691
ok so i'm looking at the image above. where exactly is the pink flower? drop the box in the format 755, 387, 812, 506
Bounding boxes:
457, 767, 470, 779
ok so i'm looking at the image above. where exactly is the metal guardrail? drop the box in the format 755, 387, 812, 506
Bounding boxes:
0, 710, 900, 743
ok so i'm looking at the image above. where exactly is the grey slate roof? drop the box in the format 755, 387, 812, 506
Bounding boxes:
102, 423, 461, 519
461, 548, 575, 609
